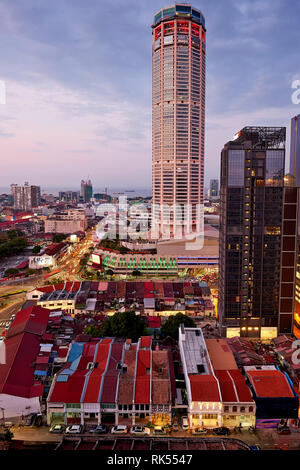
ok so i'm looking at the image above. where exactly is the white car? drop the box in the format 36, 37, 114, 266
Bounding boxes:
130, 426, 150, 436
111, 425, 128, 435
181, 416, 189, 431
65, 425, 83, 434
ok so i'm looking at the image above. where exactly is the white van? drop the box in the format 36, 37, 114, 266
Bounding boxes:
181, 416, 189, 431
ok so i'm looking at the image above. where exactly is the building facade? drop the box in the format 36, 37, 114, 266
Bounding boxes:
289, 115, 300, 186
81, 180, 93, 203
152, 4, 206, 235
11, 182, 41, 210
209, 179, 219, 198
179, 326, 256, 428
47, 337, 172, 427
218, 127, 298, 339
44, 209, 88, 233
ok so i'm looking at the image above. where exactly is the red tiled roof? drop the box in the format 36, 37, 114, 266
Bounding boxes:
83, 342, 111, 403
189, 374, 221, 402
15, 260, 28, 270
37, 285, 55, 293
135, 350, 151, 404
7, 306, 50, 339
214, 370, 254, 403
0, 332, 44, 398
247, 370, 295, 398
44, 243, 66, 256
140, 336, 151, 349
227, 369, 253, 402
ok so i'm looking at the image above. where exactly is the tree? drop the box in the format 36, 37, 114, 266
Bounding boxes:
132, 270, 142, 278
25, 268, 36, 276
160, 313, 196, 340
106, 269, 114, 276
52, 234, 66, 243
5, 268, 19, 277
7, 229, 24, 239
100, 311, 147, 342
84, 325, 102, 337
4, 429, 13, 442
32, 245, 41, 254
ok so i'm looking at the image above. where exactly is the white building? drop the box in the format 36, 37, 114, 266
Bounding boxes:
179, 325, 256, 429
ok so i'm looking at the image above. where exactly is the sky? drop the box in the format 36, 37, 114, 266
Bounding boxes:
0, 0, 300, 192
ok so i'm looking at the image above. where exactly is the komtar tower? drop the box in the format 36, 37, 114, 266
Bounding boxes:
152, 4, 206, 237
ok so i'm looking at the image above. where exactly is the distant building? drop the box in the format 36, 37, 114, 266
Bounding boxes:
11, 182, 41, 210
209, 179, 219, 198
289, 114, 300, 186
59, 191, 80, 203
80, 180, 93, 202
29, 242, 68, 270
93, 193, 112, 203
44, 209, 88, 233
218, 126, 298, 339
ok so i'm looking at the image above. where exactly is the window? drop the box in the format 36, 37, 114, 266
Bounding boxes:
228, 150, 245, 187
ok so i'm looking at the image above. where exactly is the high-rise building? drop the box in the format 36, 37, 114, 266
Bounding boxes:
289, 114, 300, 186
80, 180, 93, 202
152, 4, 206, 235
218, 127, 298, 340
11, 182, 41, 211
59, 191, 80, 203
209, 179, 219, 198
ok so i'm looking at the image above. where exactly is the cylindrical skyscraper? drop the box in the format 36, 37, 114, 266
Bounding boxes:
152, 4, 206, 236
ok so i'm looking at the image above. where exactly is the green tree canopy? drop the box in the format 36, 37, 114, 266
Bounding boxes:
100, 311, 147, 342
5, 268, 19, 277
84, 325, 102, 337
160, 313, 196, 340
32, 245, 41, 254
52, 233, 66, 243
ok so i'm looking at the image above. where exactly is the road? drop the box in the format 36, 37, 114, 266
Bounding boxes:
0, 300, 25, 334
8, 425, 300, 450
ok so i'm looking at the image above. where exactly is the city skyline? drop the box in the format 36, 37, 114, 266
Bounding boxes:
1, 0, 300, 189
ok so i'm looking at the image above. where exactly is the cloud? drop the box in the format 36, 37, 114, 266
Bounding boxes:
0, 0, 299, 190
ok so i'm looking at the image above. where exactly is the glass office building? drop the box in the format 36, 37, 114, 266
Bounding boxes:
218, 127, 298, 339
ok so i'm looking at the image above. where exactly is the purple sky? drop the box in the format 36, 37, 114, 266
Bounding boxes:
0, 0, 300, 191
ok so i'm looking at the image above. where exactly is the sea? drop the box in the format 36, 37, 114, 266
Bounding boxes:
0, 187, 152, 198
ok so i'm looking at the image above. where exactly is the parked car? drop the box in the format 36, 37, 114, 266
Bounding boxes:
153, 426, 167, 436
192, 427, 208, 435
181, 416, 189, 431
49, 424, 65, 434
89, 425, 108, 434
130, 426, 150, 436
277, 426, 291, 435
111, 425, 128, 435
213, 427, 230, 436
65, 425, 83, 434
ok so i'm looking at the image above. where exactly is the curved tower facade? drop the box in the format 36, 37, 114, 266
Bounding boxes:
152, 4, 206, 236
